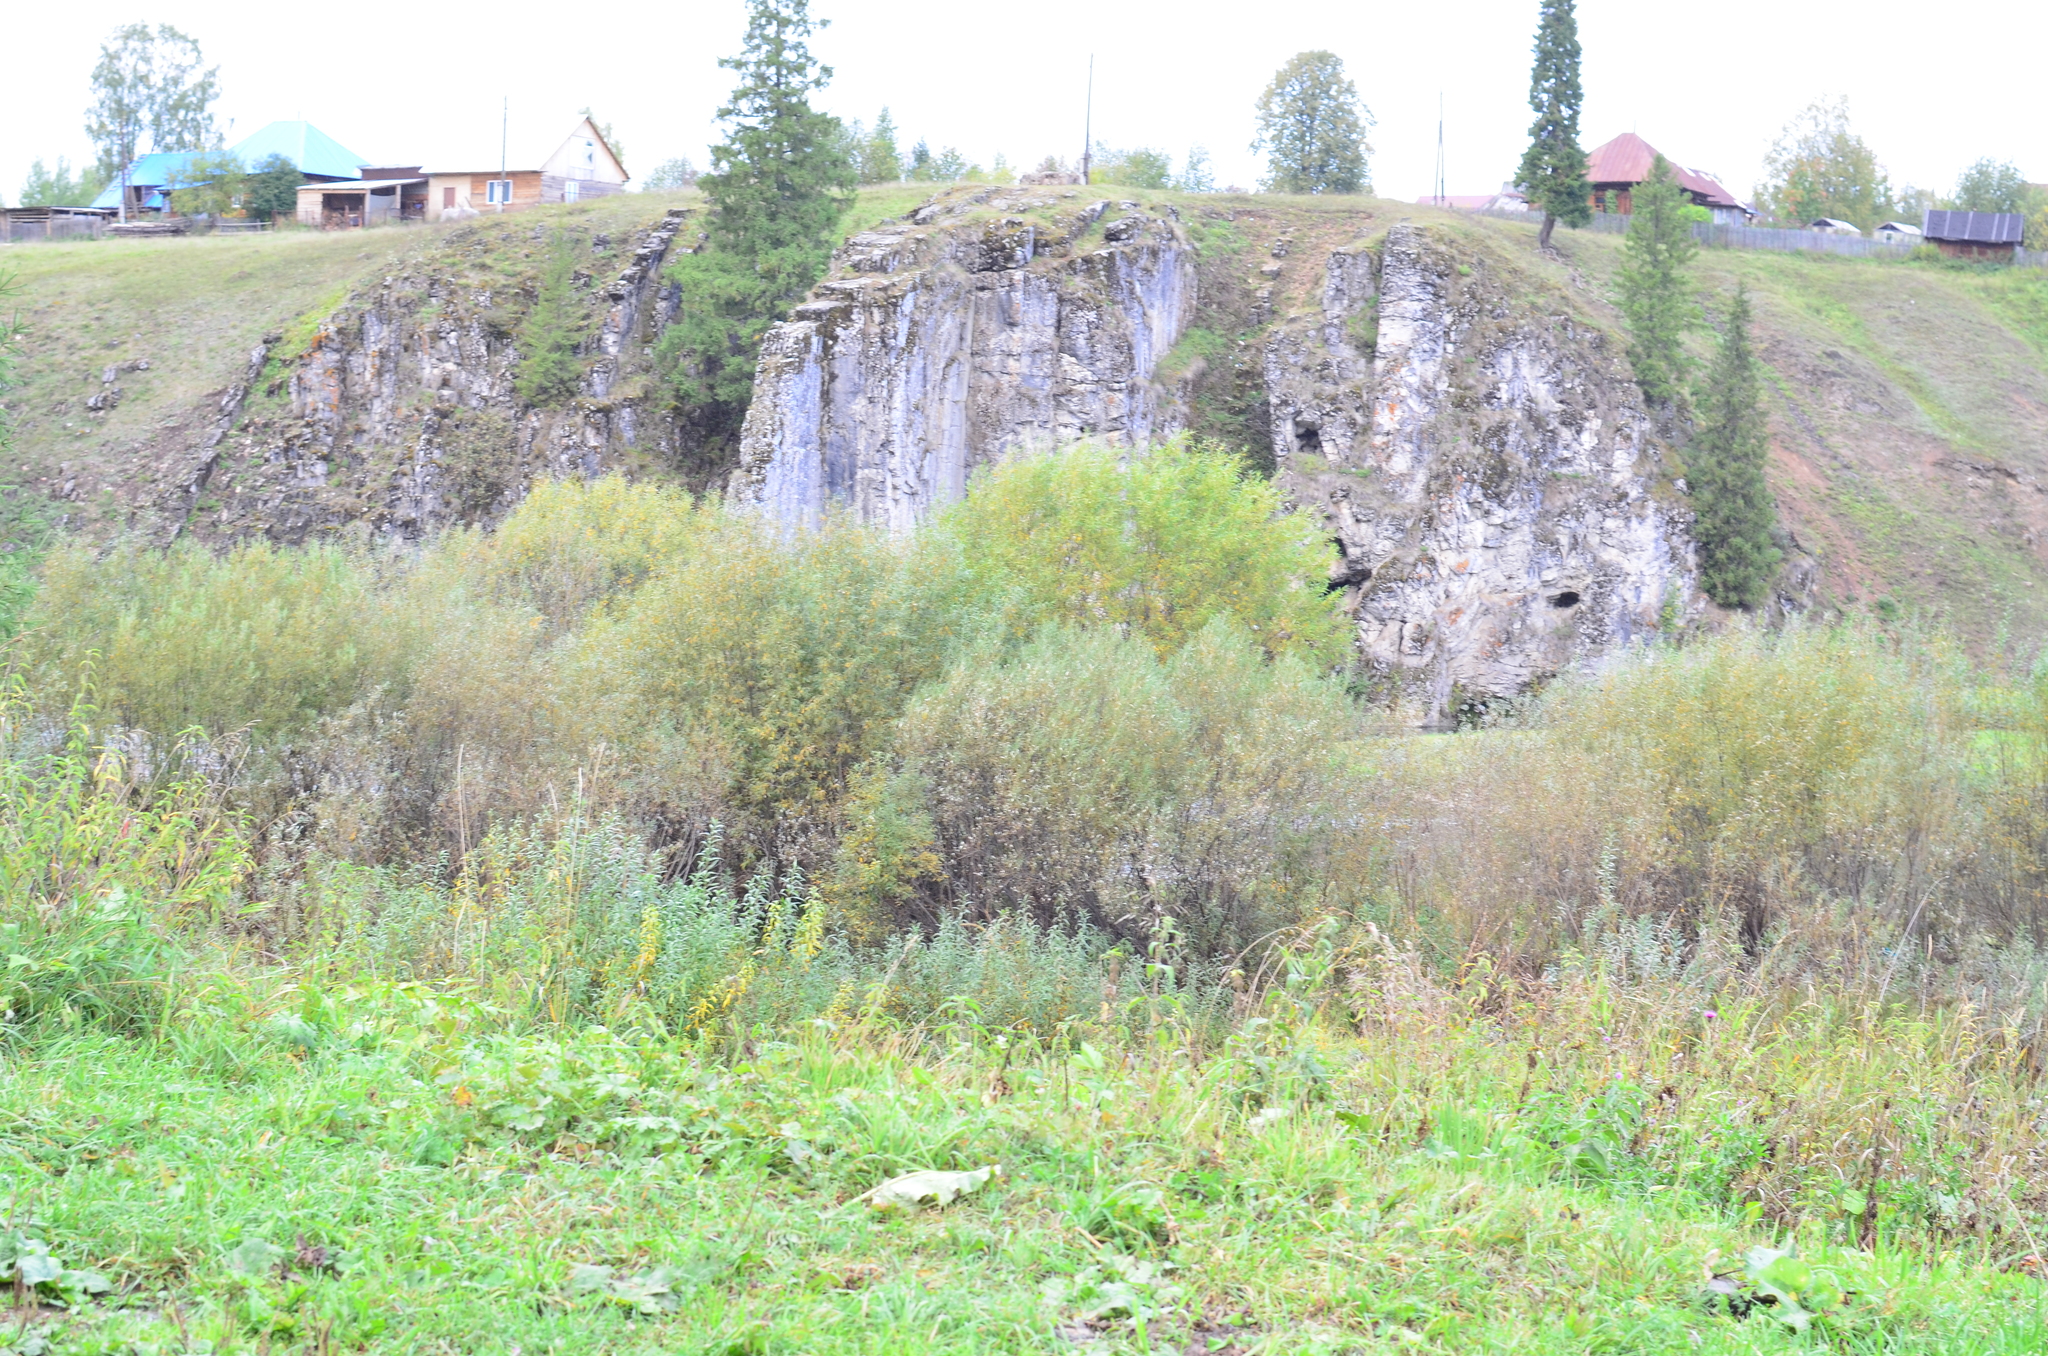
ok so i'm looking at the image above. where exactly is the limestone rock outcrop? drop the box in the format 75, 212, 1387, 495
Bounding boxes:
1276, 223, 1694, 718
735, 187, 1197, 530
740, 199, 1694, 716
175, 209, 689, 542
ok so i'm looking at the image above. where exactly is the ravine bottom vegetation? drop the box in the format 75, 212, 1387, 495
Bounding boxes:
8, 444, 2048, 1351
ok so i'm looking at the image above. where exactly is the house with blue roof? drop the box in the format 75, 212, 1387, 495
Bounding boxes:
92, 121, 369, 216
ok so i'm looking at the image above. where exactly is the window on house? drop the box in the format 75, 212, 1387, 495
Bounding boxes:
564, 180, 580, 203
486, 179, 513, 204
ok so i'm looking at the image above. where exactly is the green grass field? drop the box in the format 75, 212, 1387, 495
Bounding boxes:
8, 975, 2048, 1356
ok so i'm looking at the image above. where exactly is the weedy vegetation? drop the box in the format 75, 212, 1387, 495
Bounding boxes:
8, 445, 2048, 1351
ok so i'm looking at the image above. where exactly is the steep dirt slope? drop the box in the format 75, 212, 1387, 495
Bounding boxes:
1540, 222, 2048, 642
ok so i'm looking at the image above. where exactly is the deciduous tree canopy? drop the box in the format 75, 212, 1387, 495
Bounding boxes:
1757, 98, 1892, 232
1253, 51, 1372, 195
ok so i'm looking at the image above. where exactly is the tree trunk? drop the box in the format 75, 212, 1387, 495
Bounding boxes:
1538, 212, 1556, 248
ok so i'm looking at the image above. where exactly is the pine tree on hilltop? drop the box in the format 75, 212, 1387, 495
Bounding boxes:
1617, 155, 1699, 410
1516, 0, 1591, 248
1689, 287, 1781, 609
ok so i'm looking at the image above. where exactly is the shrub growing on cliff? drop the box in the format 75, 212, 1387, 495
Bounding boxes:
1689, 287, 1780, 609
659, 0, 854, 421
515, 231, 585, 407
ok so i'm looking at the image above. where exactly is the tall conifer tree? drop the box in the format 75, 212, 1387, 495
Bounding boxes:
1516, 0, 1590, 248
1617, 155, 1699, 410
660, 0, 854, 418
1689, 287, 1781, 609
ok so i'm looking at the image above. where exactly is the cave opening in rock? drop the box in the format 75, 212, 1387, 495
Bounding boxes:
1549, 590, 1581, 609
1294, 419, 1322, 456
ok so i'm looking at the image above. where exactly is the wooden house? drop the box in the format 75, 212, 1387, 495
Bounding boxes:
1583, 133, 1752, 224
1809, 218, 1863, 237
1922, 210, 2024, 261
419, 117, 629, 221
1875, 221, 1923, 243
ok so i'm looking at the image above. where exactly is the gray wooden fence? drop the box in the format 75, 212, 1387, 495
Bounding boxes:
1464, 206, 2043, 268
0, 211, 109, 244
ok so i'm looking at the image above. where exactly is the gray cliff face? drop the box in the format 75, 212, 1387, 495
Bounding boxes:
1276, 223, 1694, 718
741, 203, 1693, 711
187, 209, 688, 543
737, 188, 1197, 530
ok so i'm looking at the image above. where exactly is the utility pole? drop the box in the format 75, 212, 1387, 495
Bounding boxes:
498, 97, 508, 213
1081, 56, 1093, 185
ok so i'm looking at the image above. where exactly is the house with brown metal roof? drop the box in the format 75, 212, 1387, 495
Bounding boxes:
1583, 133, 1752, 225
1922, 210, 2024, 261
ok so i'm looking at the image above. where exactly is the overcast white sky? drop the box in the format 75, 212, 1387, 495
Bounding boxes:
2, 0, 2041, 209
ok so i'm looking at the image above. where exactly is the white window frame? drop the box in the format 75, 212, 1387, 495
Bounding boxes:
486, 179, 514, 205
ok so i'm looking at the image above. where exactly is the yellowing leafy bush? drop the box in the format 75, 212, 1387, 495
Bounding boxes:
23, 540, 410, 741
873, 618, 1359, 950
942, 438, 1345, 665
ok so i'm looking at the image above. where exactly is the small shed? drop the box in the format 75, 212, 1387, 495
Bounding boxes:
1875, 221, 1923, 243
1809, 218, 1863, 237
296, 175, 427, 228
1922, 210, 2024, 261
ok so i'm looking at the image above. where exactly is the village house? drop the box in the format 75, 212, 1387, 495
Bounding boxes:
1809, 218, 1862, 237
1875, 220, 1924, 243
299, 116, 629, 227
90, 120, 366, 217
1583, 133, 1752, 225
1921, 209, 2025, 261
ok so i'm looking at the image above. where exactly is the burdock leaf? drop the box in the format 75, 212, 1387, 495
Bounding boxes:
226, 1238, 285, 1277
864, 1164, 1002, 1211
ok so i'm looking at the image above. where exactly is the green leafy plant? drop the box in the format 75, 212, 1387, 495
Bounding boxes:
659, 0, 854, 420
0, 1230, 111, 1308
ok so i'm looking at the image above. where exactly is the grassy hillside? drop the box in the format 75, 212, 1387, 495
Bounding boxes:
1454, 212, 2048, 642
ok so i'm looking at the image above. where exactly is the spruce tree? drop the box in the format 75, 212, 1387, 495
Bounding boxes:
862, 108, 903, 184
660, 0, 855, 417
1516, 0, 1590, 248
1689, 287, 1781, 609
1617, 155, 1699, 410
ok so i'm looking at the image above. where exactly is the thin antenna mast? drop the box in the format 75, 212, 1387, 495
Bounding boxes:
1081, 56, 1093, 185
499, 97, 508, 213
1434, 93, 1446, 209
